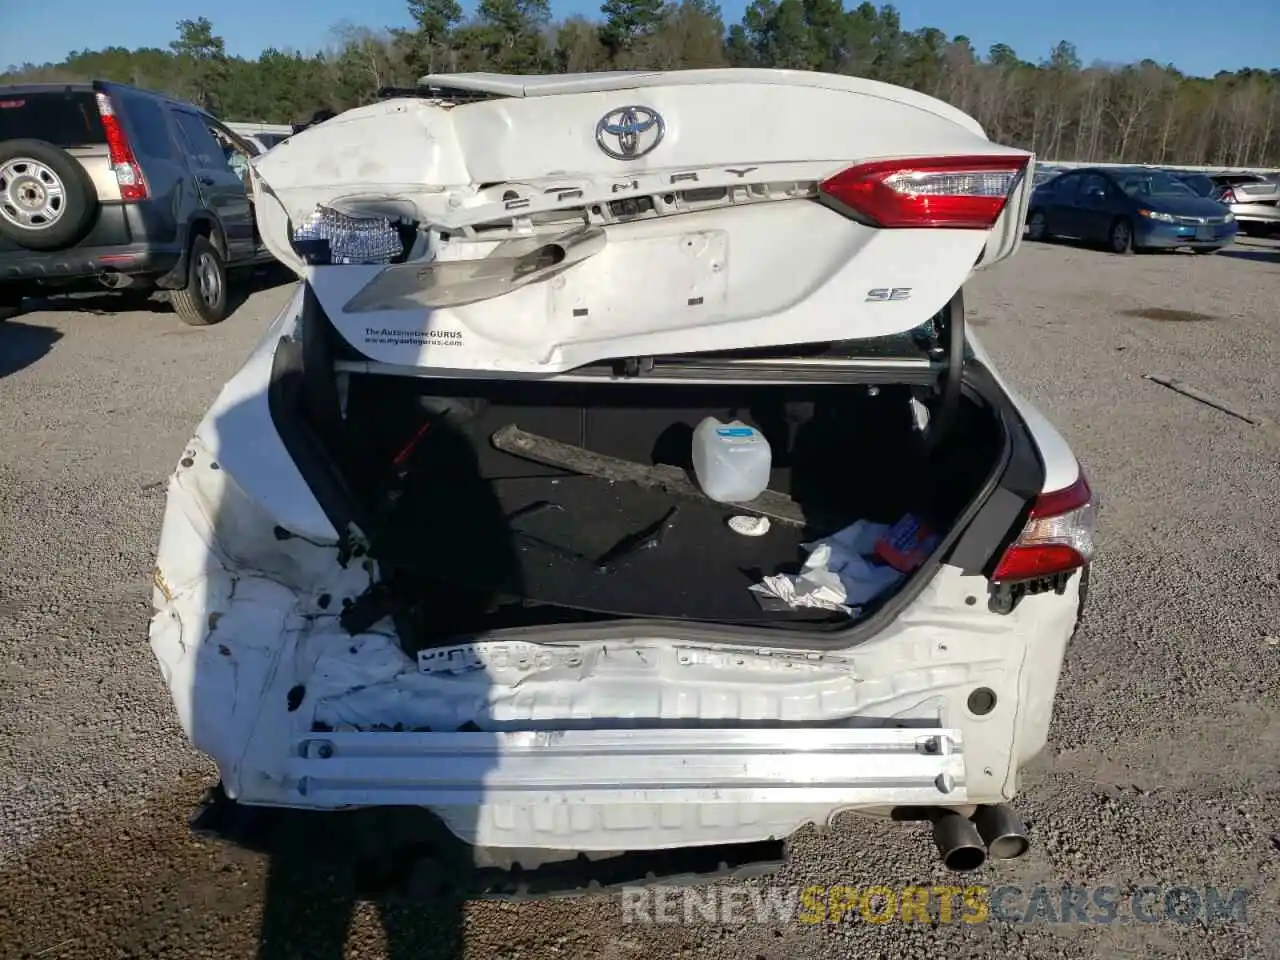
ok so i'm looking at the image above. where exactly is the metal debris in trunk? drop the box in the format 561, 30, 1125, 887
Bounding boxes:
490, 424, 815, 527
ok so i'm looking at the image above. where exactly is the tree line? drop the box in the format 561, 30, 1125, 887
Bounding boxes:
4, 2, 1278, 168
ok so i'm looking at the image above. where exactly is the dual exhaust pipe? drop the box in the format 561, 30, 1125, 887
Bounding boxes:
932, 804, 1030, 872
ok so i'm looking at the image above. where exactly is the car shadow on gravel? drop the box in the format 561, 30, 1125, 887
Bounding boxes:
0, 779, 475, 960
1215, 247, 1280, 264
1024, 236, 1229, 258
16, 263, 296, 323
0, 320, 62, 377
0, 778, 779, 960
194, 797, 482, 960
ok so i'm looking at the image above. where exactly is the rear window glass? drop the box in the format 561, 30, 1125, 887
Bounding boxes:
172, 111, 222, 168
1052, 174, 1080, 195
1117, 171, 1195, 199
0, 91, 105, 147
1179, 175, 1216, 197
124, 96, 176, 160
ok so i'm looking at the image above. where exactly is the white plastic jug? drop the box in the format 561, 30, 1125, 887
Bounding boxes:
691, 417, 773, 503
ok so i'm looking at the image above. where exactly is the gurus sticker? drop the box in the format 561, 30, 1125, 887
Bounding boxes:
362, 327, 465, 348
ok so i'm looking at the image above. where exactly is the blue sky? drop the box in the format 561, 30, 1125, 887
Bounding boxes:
2, 0, 1277, 79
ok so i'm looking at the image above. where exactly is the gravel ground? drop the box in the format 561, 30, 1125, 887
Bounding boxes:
1, 238, 1278, 960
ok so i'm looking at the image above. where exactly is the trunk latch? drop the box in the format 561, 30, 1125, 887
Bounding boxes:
614, 356, 655, 378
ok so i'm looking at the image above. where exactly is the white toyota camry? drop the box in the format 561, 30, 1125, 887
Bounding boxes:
149, 68, 1095, 875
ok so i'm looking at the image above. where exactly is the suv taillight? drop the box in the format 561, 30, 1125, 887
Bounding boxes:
818, 155, 1030, 229
94, 92, 148, 202
1220, 188, 1237, 204
992, 472, 1096, 582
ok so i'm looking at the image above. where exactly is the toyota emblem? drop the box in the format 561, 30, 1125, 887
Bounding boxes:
595, 106, 665, 161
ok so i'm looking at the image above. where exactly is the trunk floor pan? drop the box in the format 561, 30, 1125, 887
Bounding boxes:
372, 473, 855, 625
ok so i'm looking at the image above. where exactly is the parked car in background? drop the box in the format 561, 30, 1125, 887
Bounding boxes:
1032, 164, 1064, 187
248, 131, 289, 152
1206, 172, 1280, 235
1025, 167, 1237, 254
287, 107, 339, 138
0, 81, 274, 324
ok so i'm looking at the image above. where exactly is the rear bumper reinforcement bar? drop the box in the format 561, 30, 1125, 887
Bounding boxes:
285, 727, 967, 807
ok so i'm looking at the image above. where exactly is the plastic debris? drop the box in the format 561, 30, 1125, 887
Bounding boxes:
750, 556, 855, 615
873, 513, 939, 572
749, 513, 939, 616
728, 515, 771, 537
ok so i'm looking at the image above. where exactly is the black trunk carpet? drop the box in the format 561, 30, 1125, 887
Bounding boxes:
372, 472, 851, 625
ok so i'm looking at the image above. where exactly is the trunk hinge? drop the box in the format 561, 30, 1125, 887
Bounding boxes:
923, 288, 966, 450
339, 578, 402, 633
335, 522, 370, 568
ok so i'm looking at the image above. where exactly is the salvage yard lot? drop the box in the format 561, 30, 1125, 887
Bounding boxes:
1, 237, 1278, 960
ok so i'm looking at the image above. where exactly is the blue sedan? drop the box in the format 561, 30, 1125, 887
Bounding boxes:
1026, 167, 1238, 254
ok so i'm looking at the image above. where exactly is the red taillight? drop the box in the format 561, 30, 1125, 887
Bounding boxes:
818, 155, 1030, 229
94, 92, 148, 202
992, 472, 1096, 583
1221, 189, 1237, 203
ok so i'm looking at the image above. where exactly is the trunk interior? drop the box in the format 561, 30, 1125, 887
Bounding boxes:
332, 372, 1005, 647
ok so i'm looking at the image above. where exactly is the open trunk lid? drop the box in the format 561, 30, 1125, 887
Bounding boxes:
1227, 179, 1280, 202
250, 69, 1033, 375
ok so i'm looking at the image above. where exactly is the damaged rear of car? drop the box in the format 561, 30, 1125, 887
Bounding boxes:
149, 69, 1094, 873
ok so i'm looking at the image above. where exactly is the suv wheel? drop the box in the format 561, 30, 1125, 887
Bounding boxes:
0, 140, 99, 251
171, 235, 229, 326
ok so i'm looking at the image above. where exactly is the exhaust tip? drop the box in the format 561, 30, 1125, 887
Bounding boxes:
932, 812, 987, 873
987, 833, 1031, 860
973, 804, 1031, 860
941, 843, 987, 873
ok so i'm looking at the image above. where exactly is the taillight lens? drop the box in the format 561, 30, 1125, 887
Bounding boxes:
290, 204, 403, 265
94, 92, 148, 202
818, 155, 1030, 229
1220, 188, 1237, 204
992, 472, 1096, 582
